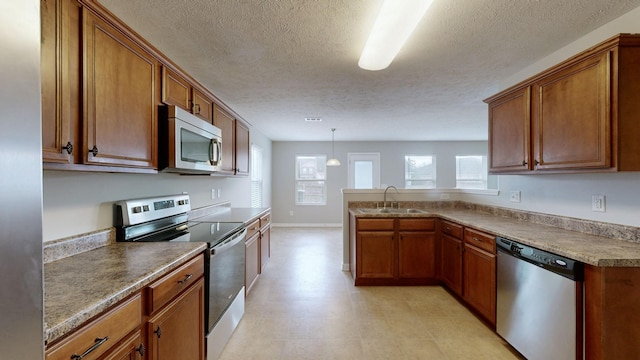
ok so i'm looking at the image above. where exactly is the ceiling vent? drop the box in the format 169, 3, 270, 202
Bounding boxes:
304, 117, 323, 122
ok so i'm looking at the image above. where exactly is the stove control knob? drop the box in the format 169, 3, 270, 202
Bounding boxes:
133, 206, 142, 213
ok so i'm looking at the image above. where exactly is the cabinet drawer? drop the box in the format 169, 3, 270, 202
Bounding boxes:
441, 220, 463, 239
260, 212, 271, 228
146, 254, 204, 314
398, 218, 435, 231
357, 218, 395, 231
46, 294, 142, 360
246, 219, 260, 239
464, 228, 496, 253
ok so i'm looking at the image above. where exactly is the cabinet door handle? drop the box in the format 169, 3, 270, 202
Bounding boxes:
522, 160, 527, 166
472, 237, 480, 242
178, 273, 193, 284
89, 145, 98, 157
154, 326, 162, 338
534, 159, 540, 166
136, 343, 145, 356
63, 141, 73, 154
70, 336, 109, 360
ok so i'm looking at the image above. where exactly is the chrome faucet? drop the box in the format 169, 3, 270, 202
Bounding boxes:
383, 185, 399, 208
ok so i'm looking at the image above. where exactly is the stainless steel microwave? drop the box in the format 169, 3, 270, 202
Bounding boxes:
159, 105, 222, 173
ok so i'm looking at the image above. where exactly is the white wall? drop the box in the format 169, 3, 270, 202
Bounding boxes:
271, 140, 489, 224
43, 129, 272, 242
462, 5, 640, 228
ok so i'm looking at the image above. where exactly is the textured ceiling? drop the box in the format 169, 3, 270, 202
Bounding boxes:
99, 0, 640, 141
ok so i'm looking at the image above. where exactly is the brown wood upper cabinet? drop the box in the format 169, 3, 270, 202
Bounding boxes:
485, 34, 640, 174
161, 66, 214, 122
213, 104, 250, 176
41, 0, 81, 165
83, 8, 158, 169
41, 0, 159, 172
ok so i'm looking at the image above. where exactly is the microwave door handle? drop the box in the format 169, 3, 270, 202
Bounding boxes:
212, 139, 221, 166
209, 139, 215, 165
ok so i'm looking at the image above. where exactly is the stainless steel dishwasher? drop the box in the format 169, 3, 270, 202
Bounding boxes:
496, 237, 583, 360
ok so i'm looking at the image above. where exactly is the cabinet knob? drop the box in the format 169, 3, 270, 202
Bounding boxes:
63, 141, 73, 154
89, 145, 99, 157
136, 343, 145, 356
534, 159, 540, 166
154, 326, 162, 338
522, 160, 527, 166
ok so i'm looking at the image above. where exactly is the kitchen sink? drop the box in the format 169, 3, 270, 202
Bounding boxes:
358, 208, 427, 214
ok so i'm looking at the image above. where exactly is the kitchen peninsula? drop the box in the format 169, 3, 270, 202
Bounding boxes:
348, 200, 640, 359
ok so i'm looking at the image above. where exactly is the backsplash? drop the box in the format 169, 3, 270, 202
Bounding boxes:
348, 200, 640, 243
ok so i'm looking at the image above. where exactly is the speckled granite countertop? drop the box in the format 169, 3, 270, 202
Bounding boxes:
350, 208, 640, 267
44, 242, 206, 345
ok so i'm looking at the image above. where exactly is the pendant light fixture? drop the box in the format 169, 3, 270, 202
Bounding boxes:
327, 128, 341, 166
358, 0, 434, 71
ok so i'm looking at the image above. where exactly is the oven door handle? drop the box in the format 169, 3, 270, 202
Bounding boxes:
210, 228, 247, 256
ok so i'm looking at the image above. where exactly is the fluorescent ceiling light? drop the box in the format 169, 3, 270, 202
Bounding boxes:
358, 0, 434, 71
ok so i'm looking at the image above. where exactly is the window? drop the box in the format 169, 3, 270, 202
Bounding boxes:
405, 155, 435, 188
295, 155, 327, 205
250, 145, 263, 208
456, 155, 487, 189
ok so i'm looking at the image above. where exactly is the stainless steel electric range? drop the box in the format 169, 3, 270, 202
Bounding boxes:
115, 194, 245, 360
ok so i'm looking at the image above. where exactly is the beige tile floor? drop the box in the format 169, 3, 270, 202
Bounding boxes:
220, 227, 525, 360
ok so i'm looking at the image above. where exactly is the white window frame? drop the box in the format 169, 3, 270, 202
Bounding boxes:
250, 145, 263, 208
404, 155, 436, 189
455, 155, 488, 189
295, 154, 327, 206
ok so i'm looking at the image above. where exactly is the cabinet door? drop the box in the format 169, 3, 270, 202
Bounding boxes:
213, 104, 235, 173
398, 231, 435, 279
245, 231, 260, 295
235, 120, 250, 175
147, 278, 205, 360
41, 0, 81, 164
487, 86, 531, 173
161, 67, 191, 112
192, 88, 213, 122
463, 245, 496, 325
260, 225, 270, 273
356, 231, 396, 279
99, 330, 144, 360
83, 9, 158, 168
441, 234, 463, 296
532, 51, 610, 170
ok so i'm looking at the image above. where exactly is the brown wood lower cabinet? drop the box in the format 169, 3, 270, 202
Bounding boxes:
441, 233, 463, 296
100, 330, 144, 360
463, 243, 496, 325
147, 277, 205, 360
245, 230, 260, 294
584, 265, 640, 360
46, 254, 205, 360
350, 216, 437, 285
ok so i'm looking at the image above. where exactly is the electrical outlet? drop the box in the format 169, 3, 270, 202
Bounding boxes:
211, 189, 216, 200
509, 191, 521, 203
217, 189, 221, 198
592, 195, 605, 212
440, 193, 450, 200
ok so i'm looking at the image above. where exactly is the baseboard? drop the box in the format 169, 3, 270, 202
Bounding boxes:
272, 223, 343, 228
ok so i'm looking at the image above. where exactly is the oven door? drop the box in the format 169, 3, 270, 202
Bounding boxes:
207, 228, 246, 331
